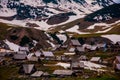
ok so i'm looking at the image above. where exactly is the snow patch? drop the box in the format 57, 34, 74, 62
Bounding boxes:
80, 61, 106, 71
102, 35, 120, 43
56, 62, 70, 69
4, 40, 20, 51
87, 23, 110, 29
66, 25, 90, 34
0, 8, 16, 17
46, 40, 55, 47
96, 27, 113, 33
56, 34, 67, 43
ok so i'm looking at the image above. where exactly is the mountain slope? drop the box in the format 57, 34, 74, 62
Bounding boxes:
0, 0, 115, 19
85, 4, 120, 22
49, 4, 120, 33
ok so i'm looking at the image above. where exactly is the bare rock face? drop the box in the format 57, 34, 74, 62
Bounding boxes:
26, 23, 40, 27
47, 12, 76, 25
7, 27, 51, 50
47, 13, 69, 25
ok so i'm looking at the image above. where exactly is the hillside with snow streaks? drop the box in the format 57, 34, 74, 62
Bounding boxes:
0, 0, 114, 18
0, 0, 119, 32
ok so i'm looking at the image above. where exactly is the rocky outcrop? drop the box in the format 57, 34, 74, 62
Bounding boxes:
47, 12, 76, 25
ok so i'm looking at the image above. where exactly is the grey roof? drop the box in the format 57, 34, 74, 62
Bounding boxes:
53, 70, 73, 76
13, 54, 27, 60
97, 43, 106, 48
31, 71, 43, 77
83, 44, 91, 49
90, 45, 98, 50
52, 45, 61, 51
28, 57, 38, 61
116, 64, 120, 70
72, 62, 84, 68
90, 57, 101, 62
23, 64, 34, 74
79, 55, 87, 60
61, 45, 68, 48
116, 56, 120, 63
42, 51, 54, 57
69, 48, 75, 52
71, 40, 81, 46
35, 51, 42, 57
17, 51, 27, 55
19, 47, 29, 52
43, 72, 49, 76
76, 47, 85, 52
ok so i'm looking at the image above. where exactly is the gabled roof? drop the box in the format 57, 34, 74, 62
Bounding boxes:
71, 40, 81, 46
90, 57, 101, 62
97, 43, 106, 48
116, 56, 120, 63
17, 51, 27, 55
116, 64, 120, 70
72, 62, 84, 68
90, 45, 98, 50
23, 64, 34, 74
42, 51, 54, 57
19, 47, 29, 52
76, 47, 85, 52
69, 48, 75, 52
13, 54, 27, 60
28, 57, 38, 61
79, 55, 87, 60
83, 44, 91, 49
34, 51, 42, 57
31, 71, 43, 77
53, 70, 73, 76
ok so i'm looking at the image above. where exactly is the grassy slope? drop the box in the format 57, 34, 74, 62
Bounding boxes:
0, 65, 19, 80
73, 23, 120, 38
49, 18, 83, 32
0, 20, 120, 80
0, 22, 12, 40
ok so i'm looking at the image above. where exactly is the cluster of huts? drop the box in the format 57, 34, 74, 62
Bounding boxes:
0, 39, 120, 78
18, 64, 75, 78
113, 56, 120, 72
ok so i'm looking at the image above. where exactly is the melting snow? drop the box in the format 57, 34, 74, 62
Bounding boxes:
0, 19, 26, 27
80, 61, 106, 71
4, 40, 20, 51
56, 62, 70, 69
46, 40, 55, 47
66, 25, 90, 34
102, 35, 120, 43
56, 34, 67, 43
0, 8, 16, 17
87, 23, 110, 29
96, 27, 113, 33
